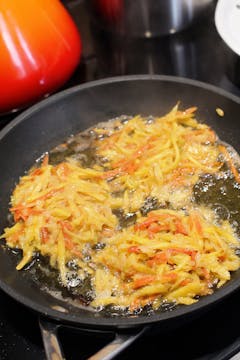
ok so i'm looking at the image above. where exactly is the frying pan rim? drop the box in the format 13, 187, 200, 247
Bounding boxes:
1, 74, 240, 329
0, 74, 240, 140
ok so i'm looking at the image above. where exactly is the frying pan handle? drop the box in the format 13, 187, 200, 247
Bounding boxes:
87, 327, 147, 360
39, 317, 66, 360
39, 316, 148, 360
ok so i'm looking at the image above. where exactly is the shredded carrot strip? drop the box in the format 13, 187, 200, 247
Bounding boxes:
180, 279, 192, 286
147, 252, 168, 267
201, 267, 210, 280
132, 275, 156, 289
40, 227, 49, 243
185, 106, 198, 114
161, 272, 178, 283
135, 213, 188, 237
127, 246, 141, 254
13, 208, 42, 222
59, 221, 82, 258
219, 145, 240, 183
31, 168, 42, 176
42, 154, 49, 166
189, 212, 203, 236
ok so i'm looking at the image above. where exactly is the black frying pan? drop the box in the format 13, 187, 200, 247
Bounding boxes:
1, 75, 240, 359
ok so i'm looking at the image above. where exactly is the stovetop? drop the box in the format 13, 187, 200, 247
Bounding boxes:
1, 1, 240, 359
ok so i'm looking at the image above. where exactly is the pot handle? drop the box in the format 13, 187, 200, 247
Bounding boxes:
87, 327, 147, 360
39, 318, 65, 360
39, 317, 148, 360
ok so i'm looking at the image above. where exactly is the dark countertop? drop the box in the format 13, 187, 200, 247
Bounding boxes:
1, 1, 240, 359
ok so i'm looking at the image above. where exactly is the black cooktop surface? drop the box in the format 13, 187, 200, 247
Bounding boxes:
1, 1, 240, 359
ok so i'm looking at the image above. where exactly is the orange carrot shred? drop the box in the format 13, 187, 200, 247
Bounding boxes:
132, 275, 156, 289
147, 252, 168, 267
55, 163, 71, 178
180, 279, 192, 286
128, 246, 141, 254
201, 267, 210, 280
59, 221, 82, 258
219, 145, 240, 184
42, 154, 49, 166
13, 208, 42, 222
161, 272, 178, 283
174, 219, 188, 235
40, 227, 49, 243
31, 168, 42, 176
185, 106, 197, 114
189, 212, 203, 236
